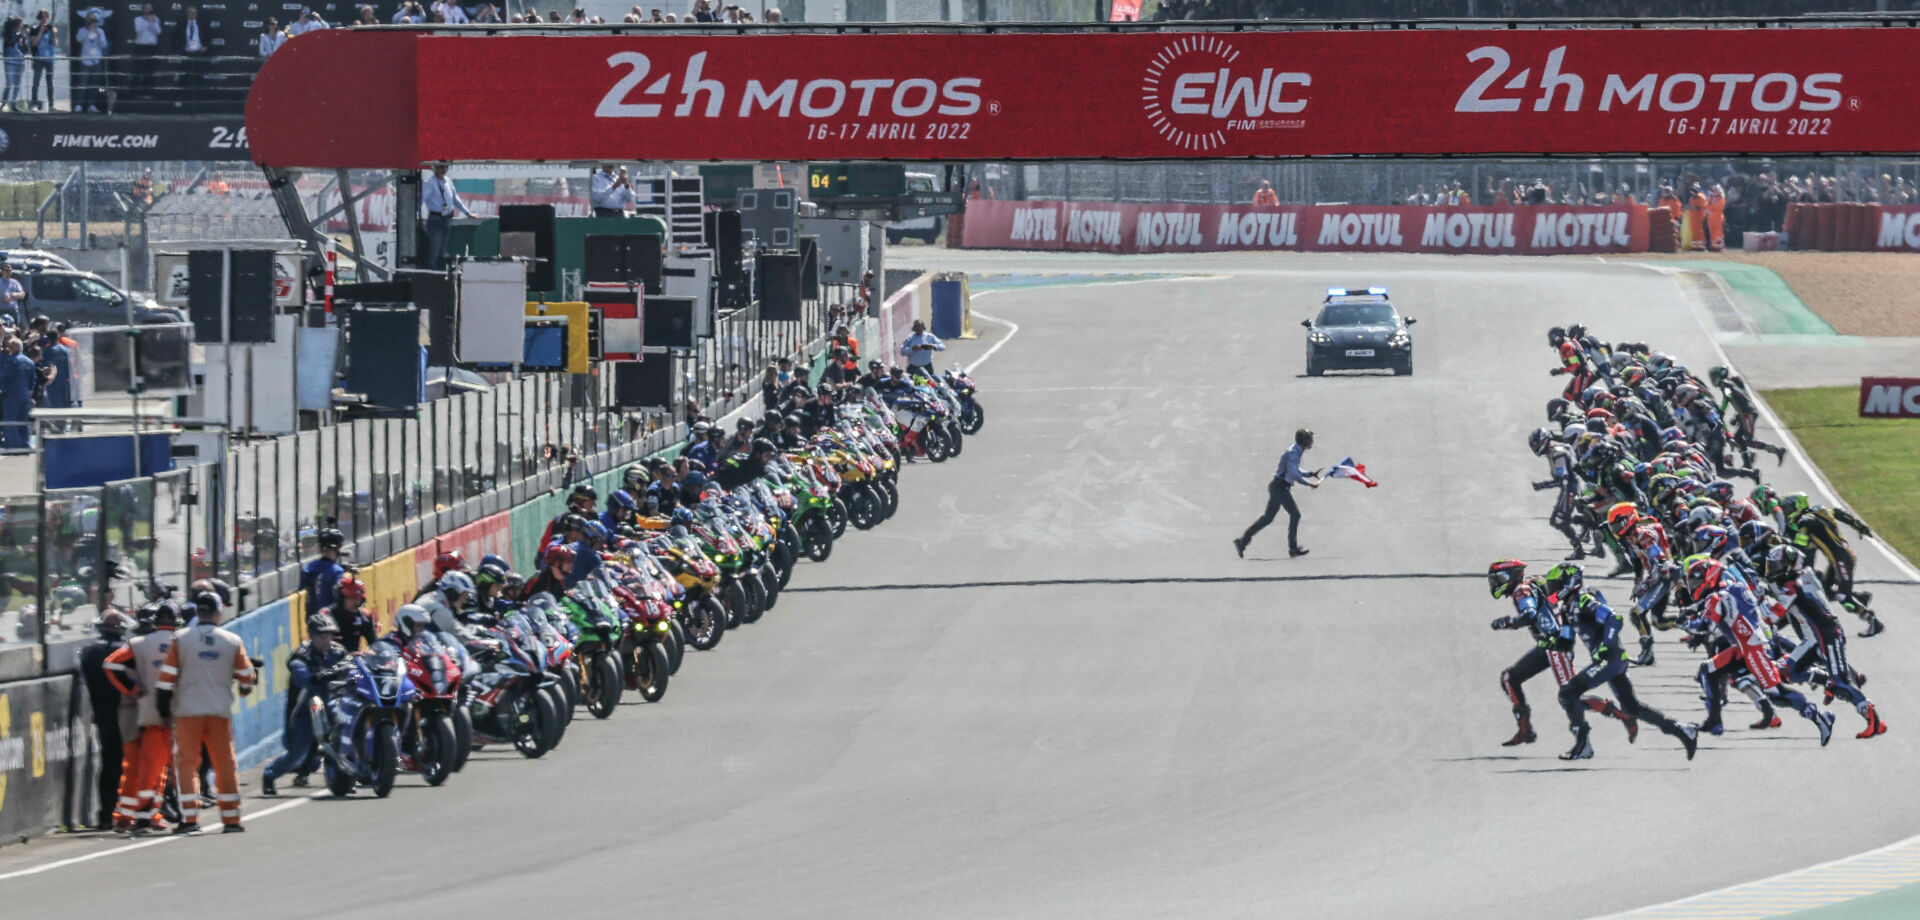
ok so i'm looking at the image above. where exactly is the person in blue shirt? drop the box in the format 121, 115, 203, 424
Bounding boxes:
899, 320, 945, 377
38, 332, 72, 411
0, 336, 36, 449
686, 422, 722, 471
1234, 428, 1320, 559
420, 163, 472, 270
300, 528, 348, 611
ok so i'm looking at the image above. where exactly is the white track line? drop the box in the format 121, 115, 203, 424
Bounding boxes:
0, 796, 312, 883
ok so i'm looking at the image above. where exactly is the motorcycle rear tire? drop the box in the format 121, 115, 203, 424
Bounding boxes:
759, 562, 781, 608
802, 515, 834, 562
828, 497, 849, 539
637, 642, 670, 703
665, 619, 687, 674
421, 713, 456, 787
741, 571, 766, 625
514, 693, 555, 759
371, 722, 399, 799
558, 667, 580, 725
924, 427, 950, 463
542, 686, 570, 749
721, 578, 747, 628
849, 485, 881, 531
689, 598, 725, 650
961, 401, 984, 435
879, 479, 899, 519
587, 654, 623, 719
452, 705, 474, 772
325, 753, 355, 798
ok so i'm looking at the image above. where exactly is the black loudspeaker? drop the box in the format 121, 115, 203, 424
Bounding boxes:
797, 236, 820, 301
499, 204, 556, 292
346, 308, 425, 409
757, 253, 802, 322
584, 234, 665, 294
702, 210, 718, 250
613, 358, 672, 409
228, 250, 276, 343
396, 268, 458, 367
714, 210, 743, 279
187, 249, 223, 342
643, 296, 696, 349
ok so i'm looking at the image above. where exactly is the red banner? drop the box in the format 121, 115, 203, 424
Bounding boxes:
960, 200, 1649, 255
1859, 377, 1920, 418
1874, 206, 1920, 252
250, 28, 1920, 167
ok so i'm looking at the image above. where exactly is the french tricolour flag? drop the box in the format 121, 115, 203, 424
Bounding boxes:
1328, 457, 1378, 488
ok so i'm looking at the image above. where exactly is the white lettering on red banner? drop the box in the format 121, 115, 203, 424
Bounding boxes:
1859, 377, 1920, 418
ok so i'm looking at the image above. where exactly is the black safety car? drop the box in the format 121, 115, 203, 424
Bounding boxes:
1302, 287, 1415, 377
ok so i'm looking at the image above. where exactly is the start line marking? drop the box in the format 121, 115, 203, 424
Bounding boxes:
1592, 832, 1920, 920
0, 796, 313, 883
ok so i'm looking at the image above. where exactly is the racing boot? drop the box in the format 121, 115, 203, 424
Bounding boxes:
1808, 707, 1836, 747
1771, 444, 1788, 465
1858, 612, 1885, 639
1679, 723, 1700, 760
1585, 697, 1637, 743
1631, 635, 1655, 668
261, 774, 277, 797
1857, 589, 1875, 605
1698, 711, 1724, 736
1857, 705, 1889, 739
1558, 724, 1594, 761
1749, 700, 1782, 730
1564, 545, 1588, 562
1502, 709, 1536, 747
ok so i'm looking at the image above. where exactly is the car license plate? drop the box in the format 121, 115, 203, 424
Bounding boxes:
1346, 349, 1374, 357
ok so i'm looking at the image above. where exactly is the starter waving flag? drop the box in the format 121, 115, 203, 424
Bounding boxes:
1328, 457, 1378, 488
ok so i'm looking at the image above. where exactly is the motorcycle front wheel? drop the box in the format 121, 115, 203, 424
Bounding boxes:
720, 578, 747, 628
740, 571, 767, 625
371, 722, 399, 798
587, 653, 623, 719
802, 515, 834, 562
689, 598, 725, 650
665, 619, 687, 672
514, 692, 556, 759
325, 751, 355, 798
923, 427, 950, 463
879, 479, 900, 519
421, 713, 456, 787
848, 485, 881, 531
962, 401, 984, 434
828, 497, 849, 539
542, 686, 570, 749
636, 642, 670, 703
772, 539, 796, 588
947, 422, 964, 457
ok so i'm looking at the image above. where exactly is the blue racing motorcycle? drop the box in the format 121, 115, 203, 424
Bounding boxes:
311, 640, 420, 798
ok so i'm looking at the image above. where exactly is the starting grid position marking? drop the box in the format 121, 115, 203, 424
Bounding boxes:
1598, 834, 1920, 919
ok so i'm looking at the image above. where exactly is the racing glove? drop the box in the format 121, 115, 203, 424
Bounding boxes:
1490, 617, 1512, 631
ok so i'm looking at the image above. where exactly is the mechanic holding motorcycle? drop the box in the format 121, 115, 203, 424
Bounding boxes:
261, 613, 348, 796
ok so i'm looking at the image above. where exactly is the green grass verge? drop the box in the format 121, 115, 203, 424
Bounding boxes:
1764, 386, 1920, 564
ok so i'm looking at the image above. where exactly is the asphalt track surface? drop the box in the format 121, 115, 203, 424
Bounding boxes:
5, 252, 1919, 920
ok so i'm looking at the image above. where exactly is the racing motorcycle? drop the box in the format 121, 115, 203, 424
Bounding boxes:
945, 365, 984, 434
465, 620, 562, 759
559, 588, 625, 719
311, 640, 419, 798
398, 633, 461, 787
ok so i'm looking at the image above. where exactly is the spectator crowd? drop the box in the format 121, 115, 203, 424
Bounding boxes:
1152, 0, 1883, 21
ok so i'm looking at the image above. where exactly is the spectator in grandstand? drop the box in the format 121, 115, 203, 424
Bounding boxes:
623, 11, 641, 20
432, 0, 469, 23
421, 163, 472, 271
205, 171, 230, 194
258, 17, 287, 58
590, 164, 631, 217
473, 3, 502, 22
546, 11, 563, 22
73, 14, 107, 112
1404, 184, 1429, 206
131, 3, 161, 97
568, 7, 588, 22
394, 2, 426, 23
649, 7, 665, 20
1, 18, 23, 113
27, 9, 55, 111
173, 6, 210, 95
355, 5, 378, 24
130, 169, 154, 209
291, 7, 330, 34
765, 7, 782, 20
663, 12, 677, 20
1252, 180, 1280, 206
692, 0, 716, 19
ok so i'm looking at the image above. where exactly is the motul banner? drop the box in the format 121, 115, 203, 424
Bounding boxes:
1859, 377, 1920, 418
248, 27, 1920, 167
1874, 206, 1920, 252
961, 200, 1649, 255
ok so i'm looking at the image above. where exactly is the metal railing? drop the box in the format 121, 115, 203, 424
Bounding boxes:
0, 276, 863, 678
0, 52, 262, 115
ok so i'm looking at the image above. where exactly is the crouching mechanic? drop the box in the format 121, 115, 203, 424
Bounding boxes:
1553, 581, 1700, 761
1486, 561, 1637, 748
261, 613, 348, 796
158, 592, 257, 833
